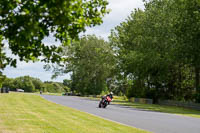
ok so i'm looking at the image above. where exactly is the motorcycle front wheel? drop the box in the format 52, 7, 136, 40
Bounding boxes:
99, 101, 103, 108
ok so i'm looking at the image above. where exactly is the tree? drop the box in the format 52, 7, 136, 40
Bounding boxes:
110, 7, 174, 101
31, 77, 43, 91
0, 0, 109, 68
63, 79, 72, 89
2, 77, 15, 90
15, 76, 35, 92
172, 0, 200, 93
0, 36, 13, 70
50, 35, 115, 95
0, 72, 6, 88
2, 75, 66, 93
42, 81, 64, 93
0, 36, 12, 87
109, 0, 198, 102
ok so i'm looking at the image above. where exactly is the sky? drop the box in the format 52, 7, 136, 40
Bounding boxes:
3, 0, 144, 82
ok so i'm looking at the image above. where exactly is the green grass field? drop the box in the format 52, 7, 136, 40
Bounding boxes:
0, 93, 149, 133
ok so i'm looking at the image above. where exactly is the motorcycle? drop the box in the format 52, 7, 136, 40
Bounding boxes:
98, 95, 112, 108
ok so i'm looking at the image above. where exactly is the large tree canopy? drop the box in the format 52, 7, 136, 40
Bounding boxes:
109, 0, 200, 102
48, 35, 115, 95
0, 0, 109, 68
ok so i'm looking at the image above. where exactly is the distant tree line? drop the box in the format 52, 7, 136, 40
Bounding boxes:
2, 76, 69, 93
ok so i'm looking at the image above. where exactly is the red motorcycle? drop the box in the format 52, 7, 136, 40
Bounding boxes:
99, 95, 112, 108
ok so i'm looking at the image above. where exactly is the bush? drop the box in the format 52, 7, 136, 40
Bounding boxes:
195, 93, 200, 103
100, 90, 109, 96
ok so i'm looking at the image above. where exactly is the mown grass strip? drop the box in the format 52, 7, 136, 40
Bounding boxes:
0, 93, 149, 133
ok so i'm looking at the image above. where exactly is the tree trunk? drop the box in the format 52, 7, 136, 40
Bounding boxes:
177, 64, 182, 100
195, 66, 200, 93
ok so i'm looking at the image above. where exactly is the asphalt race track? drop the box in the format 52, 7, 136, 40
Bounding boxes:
42, 95, 200, 133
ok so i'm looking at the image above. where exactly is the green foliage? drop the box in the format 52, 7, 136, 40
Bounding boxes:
31, 78, 43, 91
195, 93, 200, 103
13, 76, 35, 92
42, 81, 64, 93
0, 72, 6, 88
172, 0, 200, 93
50, 35, 116, 95
63, 86, 71, 93
0, 0, 109, 68
2, 0, 200, 104
63, 79, 72, 88
109, 0, 200, 102
126, 79, 146, 99
70, 35, 115, 95
63, 79, 72, 92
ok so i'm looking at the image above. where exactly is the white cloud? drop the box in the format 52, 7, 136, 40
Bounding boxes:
106, 0, 144, 21
83, 28, 110, 39
84, 0, 144, 40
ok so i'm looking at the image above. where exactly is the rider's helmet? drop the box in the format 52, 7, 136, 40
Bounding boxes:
109, 92, 113, 97
109, 92, 113, 99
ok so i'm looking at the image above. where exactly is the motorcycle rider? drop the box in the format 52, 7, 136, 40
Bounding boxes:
99, 92, 114, 108
106, 92, 113, 104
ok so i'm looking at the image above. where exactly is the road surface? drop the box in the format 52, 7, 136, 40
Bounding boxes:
42, 95, 200, 133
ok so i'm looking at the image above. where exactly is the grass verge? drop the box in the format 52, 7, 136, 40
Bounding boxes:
0, 92, 149, 133
86, 96, 200, 119
34, 92, 62, 96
